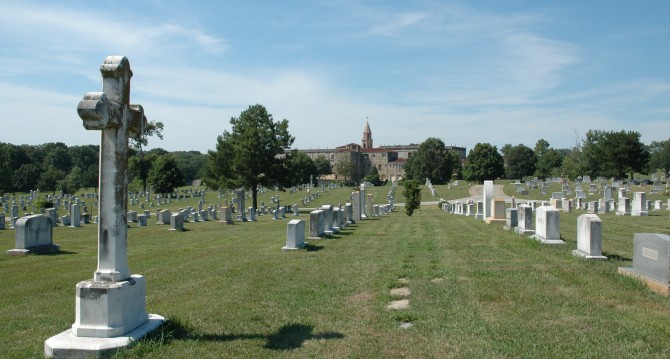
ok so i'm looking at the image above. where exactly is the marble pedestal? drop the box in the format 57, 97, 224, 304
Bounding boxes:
45, 275, 165, 358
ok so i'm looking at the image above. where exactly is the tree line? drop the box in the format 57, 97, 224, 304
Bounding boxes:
0, 141, 208, 196
404, 130, 670, 185
4, 106, 668, 198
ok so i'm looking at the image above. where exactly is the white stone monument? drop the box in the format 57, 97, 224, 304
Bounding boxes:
45, 56, 164, 358
8, 214, 59, 255
482, 180, 493, 221
515, 204, 534, 235
534, 206, 565, 244
572, 214, 607, 260
485, 198, 506, 224
632, 192, 648, 216
283, 219, 306, 250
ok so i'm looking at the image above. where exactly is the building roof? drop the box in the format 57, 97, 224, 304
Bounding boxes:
361, 147, 390, 153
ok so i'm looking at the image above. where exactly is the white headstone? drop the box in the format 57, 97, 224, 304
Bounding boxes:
7, 214, 59, 255
283, 219, 306, 250
482, 181, 494, 221
572, 214, 606, 259
632, 192, 648, 216
515, 204, 535, 235
534, 206, 564, 244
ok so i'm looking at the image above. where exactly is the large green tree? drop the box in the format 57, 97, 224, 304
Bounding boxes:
463, 143, 505, 183
313, 155, 332, 179
581, 129, 649, 179
68, 145, 99, 189
284, 150, 319, 186
533, 139, 563, 180
14, 163, 42, 192
364, 167, 382, 186
505, 144, 536, 180
648, 139, 670, 178
334, 156, 355, 182
148, 155, 185, 195
205, 104, 294, 210
172, 151, 208, 184
404, 137, 458, 184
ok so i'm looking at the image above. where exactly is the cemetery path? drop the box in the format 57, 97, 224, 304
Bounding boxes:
398, 184, 515, 206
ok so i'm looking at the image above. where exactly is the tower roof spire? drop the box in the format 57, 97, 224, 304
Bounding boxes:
362, 118, 373, 149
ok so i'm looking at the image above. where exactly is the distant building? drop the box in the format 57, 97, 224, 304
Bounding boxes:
295, 121, 465, 183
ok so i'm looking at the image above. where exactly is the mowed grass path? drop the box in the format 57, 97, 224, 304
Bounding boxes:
2, 187, 670, 358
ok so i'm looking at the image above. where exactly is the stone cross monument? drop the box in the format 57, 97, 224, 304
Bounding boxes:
45, 56, 164, 358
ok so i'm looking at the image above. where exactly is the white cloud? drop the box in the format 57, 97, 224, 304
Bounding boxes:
368, 12, 429, 37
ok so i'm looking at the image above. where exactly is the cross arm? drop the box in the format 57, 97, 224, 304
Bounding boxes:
129, 104, 147, 139
78, 92, 111, 131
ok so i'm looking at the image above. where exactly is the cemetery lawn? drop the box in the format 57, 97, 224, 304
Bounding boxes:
3, 189, 670, 358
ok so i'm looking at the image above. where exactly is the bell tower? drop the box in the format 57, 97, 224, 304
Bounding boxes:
362, 120, 373, 149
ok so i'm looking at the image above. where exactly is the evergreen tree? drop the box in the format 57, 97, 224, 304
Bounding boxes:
402, 180, 422, 216
205, 104, 294, 210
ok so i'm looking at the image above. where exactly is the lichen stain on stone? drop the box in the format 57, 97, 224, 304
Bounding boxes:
80, 287, 107, 300
101, 229, 109, 257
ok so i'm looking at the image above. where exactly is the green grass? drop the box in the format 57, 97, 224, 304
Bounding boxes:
2, 186, 670, 358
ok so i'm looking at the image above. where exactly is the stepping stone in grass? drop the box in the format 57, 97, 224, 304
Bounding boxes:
387, 299, 410, 310
390, 287, 411, 297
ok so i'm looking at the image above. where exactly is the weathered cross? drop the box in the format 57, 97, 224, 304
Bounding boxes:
77, 56, 146, 282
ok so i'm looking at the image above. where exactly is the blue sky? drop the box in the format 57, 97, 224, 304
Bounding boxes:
1, 1, 668, 154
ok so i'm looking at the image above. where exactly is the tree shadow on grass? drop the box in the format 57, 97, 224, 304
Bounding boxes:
152, 319, 344, 351
263, 324, 344, 350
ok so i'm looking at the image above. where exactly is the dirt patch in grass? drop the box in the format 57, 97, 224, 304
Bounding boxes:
348, 291, 374, 303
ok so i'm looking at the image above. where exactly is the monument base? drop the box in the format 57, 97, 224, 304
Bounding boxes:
514, 228, 535, 236
44, 314, 165, 358
72, 275, 149, 338
618, 267, 670, 297
282, 242, 308, 251
631, 211, 648, 217
218, 220, 234, 225
572, 249, 607, 260
532, 235, 565, 245
484, 217, 505, 224
7, 244, 60, 256
615, 211, 630, 216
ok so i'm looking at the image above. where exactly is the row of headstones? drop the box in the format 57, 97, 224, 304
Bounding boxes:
516, 177, 665, 198
443, 193, 670, 295
284, 201, 393, 250
442, 200, 604, 256
284, 182, 398, 250
0, 202, 92, 230
5, 200, 303, 254
444, 195, 664, 229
